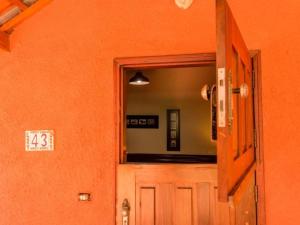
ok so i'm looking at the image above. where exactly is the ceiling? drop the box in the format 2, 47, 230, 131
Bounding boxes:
126, 66, 216, 99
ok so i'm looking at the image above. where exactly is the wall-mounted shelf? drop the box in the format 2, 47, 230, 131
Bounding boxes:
0, 0, 52, 51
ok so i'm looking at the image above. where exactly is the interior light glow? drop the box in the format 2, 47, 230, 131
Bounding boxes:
129, 72, 150, 86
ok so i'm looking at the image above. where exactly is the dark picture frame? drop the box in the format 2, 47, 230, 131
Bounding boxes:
167, 109, 180, 151
126, 115, 159, 129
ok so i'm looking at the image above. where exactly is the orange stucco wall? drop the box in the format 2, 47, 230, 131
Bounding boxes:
0, 0, 299, 225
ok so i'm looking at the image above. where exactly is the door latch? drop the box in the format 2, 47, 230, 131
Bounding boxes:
122, 199, 130, 225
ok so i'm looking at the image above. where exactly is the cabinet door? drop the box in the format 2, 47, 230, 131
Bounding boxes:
216, 0, 255, 202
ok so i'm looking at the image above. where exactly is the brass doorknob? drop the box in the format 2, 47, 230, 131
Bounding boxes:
122, 199, 130, 216
201, 84, 211, 101
233, 83, 249, 98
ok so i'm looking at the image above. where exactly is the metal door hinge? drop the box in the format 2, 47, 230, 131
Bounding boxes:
254, 128, 260, 163
254, 185, 259, 203
253, 129, 257, 149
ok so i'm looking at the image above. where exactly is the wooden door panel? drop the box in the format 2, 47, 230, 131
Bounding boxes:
117, 165, 218, 225
197, 183, 211, 225
136, 185, 156, 225
157, 184, 173, 225
229, 168, 256, 225
116, 165, 136, 225
175, 186, 194, 225
216, 0, 255, 201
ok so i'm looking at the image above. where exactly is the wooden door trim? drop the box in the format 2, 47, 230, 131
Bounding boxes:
113, 51, 265, 225
251, 50, 266, 225
114, 53, 216, 70
113, 53, 216, 166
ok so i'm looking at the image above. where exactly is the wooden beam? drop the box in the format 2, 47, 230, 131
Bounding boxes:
0, 0, 52, 32
0, 30, 10, 51
10, 0, 28, 10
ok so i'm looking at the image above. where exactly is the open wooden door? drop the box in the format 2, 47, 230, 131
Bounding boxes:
216, 0, 257, 224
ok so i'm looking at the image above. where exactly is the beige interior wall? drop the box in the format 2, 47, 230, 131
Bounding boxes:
126, 66, 216, 155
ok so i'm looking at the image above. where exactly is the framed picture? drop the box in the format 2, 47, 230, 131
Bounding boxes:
167, 109, 180, 151
127, 115, 159, 129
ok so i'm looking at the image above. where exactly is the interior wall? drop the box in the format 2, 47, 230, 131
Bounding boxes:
126, 67, 216, 155
0, 1, 299, 225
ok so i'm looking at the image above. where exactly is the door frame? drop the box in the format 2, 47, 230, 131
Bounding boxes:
113, 51, 265, 225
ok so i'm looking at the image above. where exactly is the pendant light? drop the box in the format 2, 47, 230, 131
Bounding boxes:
129, 71, 150, 86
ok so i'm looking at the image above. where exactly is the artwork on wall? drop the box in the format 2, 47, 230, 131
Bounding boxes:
167, 109, 180, 151
126, 115, 159, 129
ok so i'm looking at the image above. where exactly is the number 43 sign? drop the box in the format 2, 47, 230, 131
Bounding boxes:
25, 130, 54, 151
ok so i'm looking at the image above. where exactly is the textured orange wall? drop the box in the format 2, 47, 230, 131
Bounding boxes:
0, 0, 299, 225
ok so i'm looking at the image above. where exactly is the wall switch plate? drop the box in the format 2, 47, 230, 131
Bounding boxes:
78, 193, 91, 201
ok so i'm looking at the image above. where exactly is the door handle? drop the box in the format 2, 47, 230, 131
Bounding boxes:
203, 69, 249, 131
201, 84, 211, 101
232, 83, 249, 98
122, 199, 130, 225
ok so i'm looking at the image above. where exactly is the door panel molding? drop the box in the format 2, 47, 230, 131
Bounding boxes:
118, 164, 218, 225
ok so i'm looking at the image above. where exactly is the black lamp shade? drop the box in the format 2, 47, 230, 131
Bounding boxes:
129, 72, 150, 85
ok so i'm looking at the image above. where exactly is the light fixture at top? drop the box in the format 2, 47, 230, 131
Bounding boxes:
129, 71, 150, 86
175, 0, 193, 9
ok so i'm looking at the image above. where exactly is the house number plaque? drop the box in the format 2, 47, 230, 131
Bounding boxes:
25, 130, 54, 151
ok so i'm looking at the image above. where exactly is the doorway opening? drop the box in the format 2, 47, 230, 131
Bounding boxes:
114, 52, 265, 225
124, 65, 217, 163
